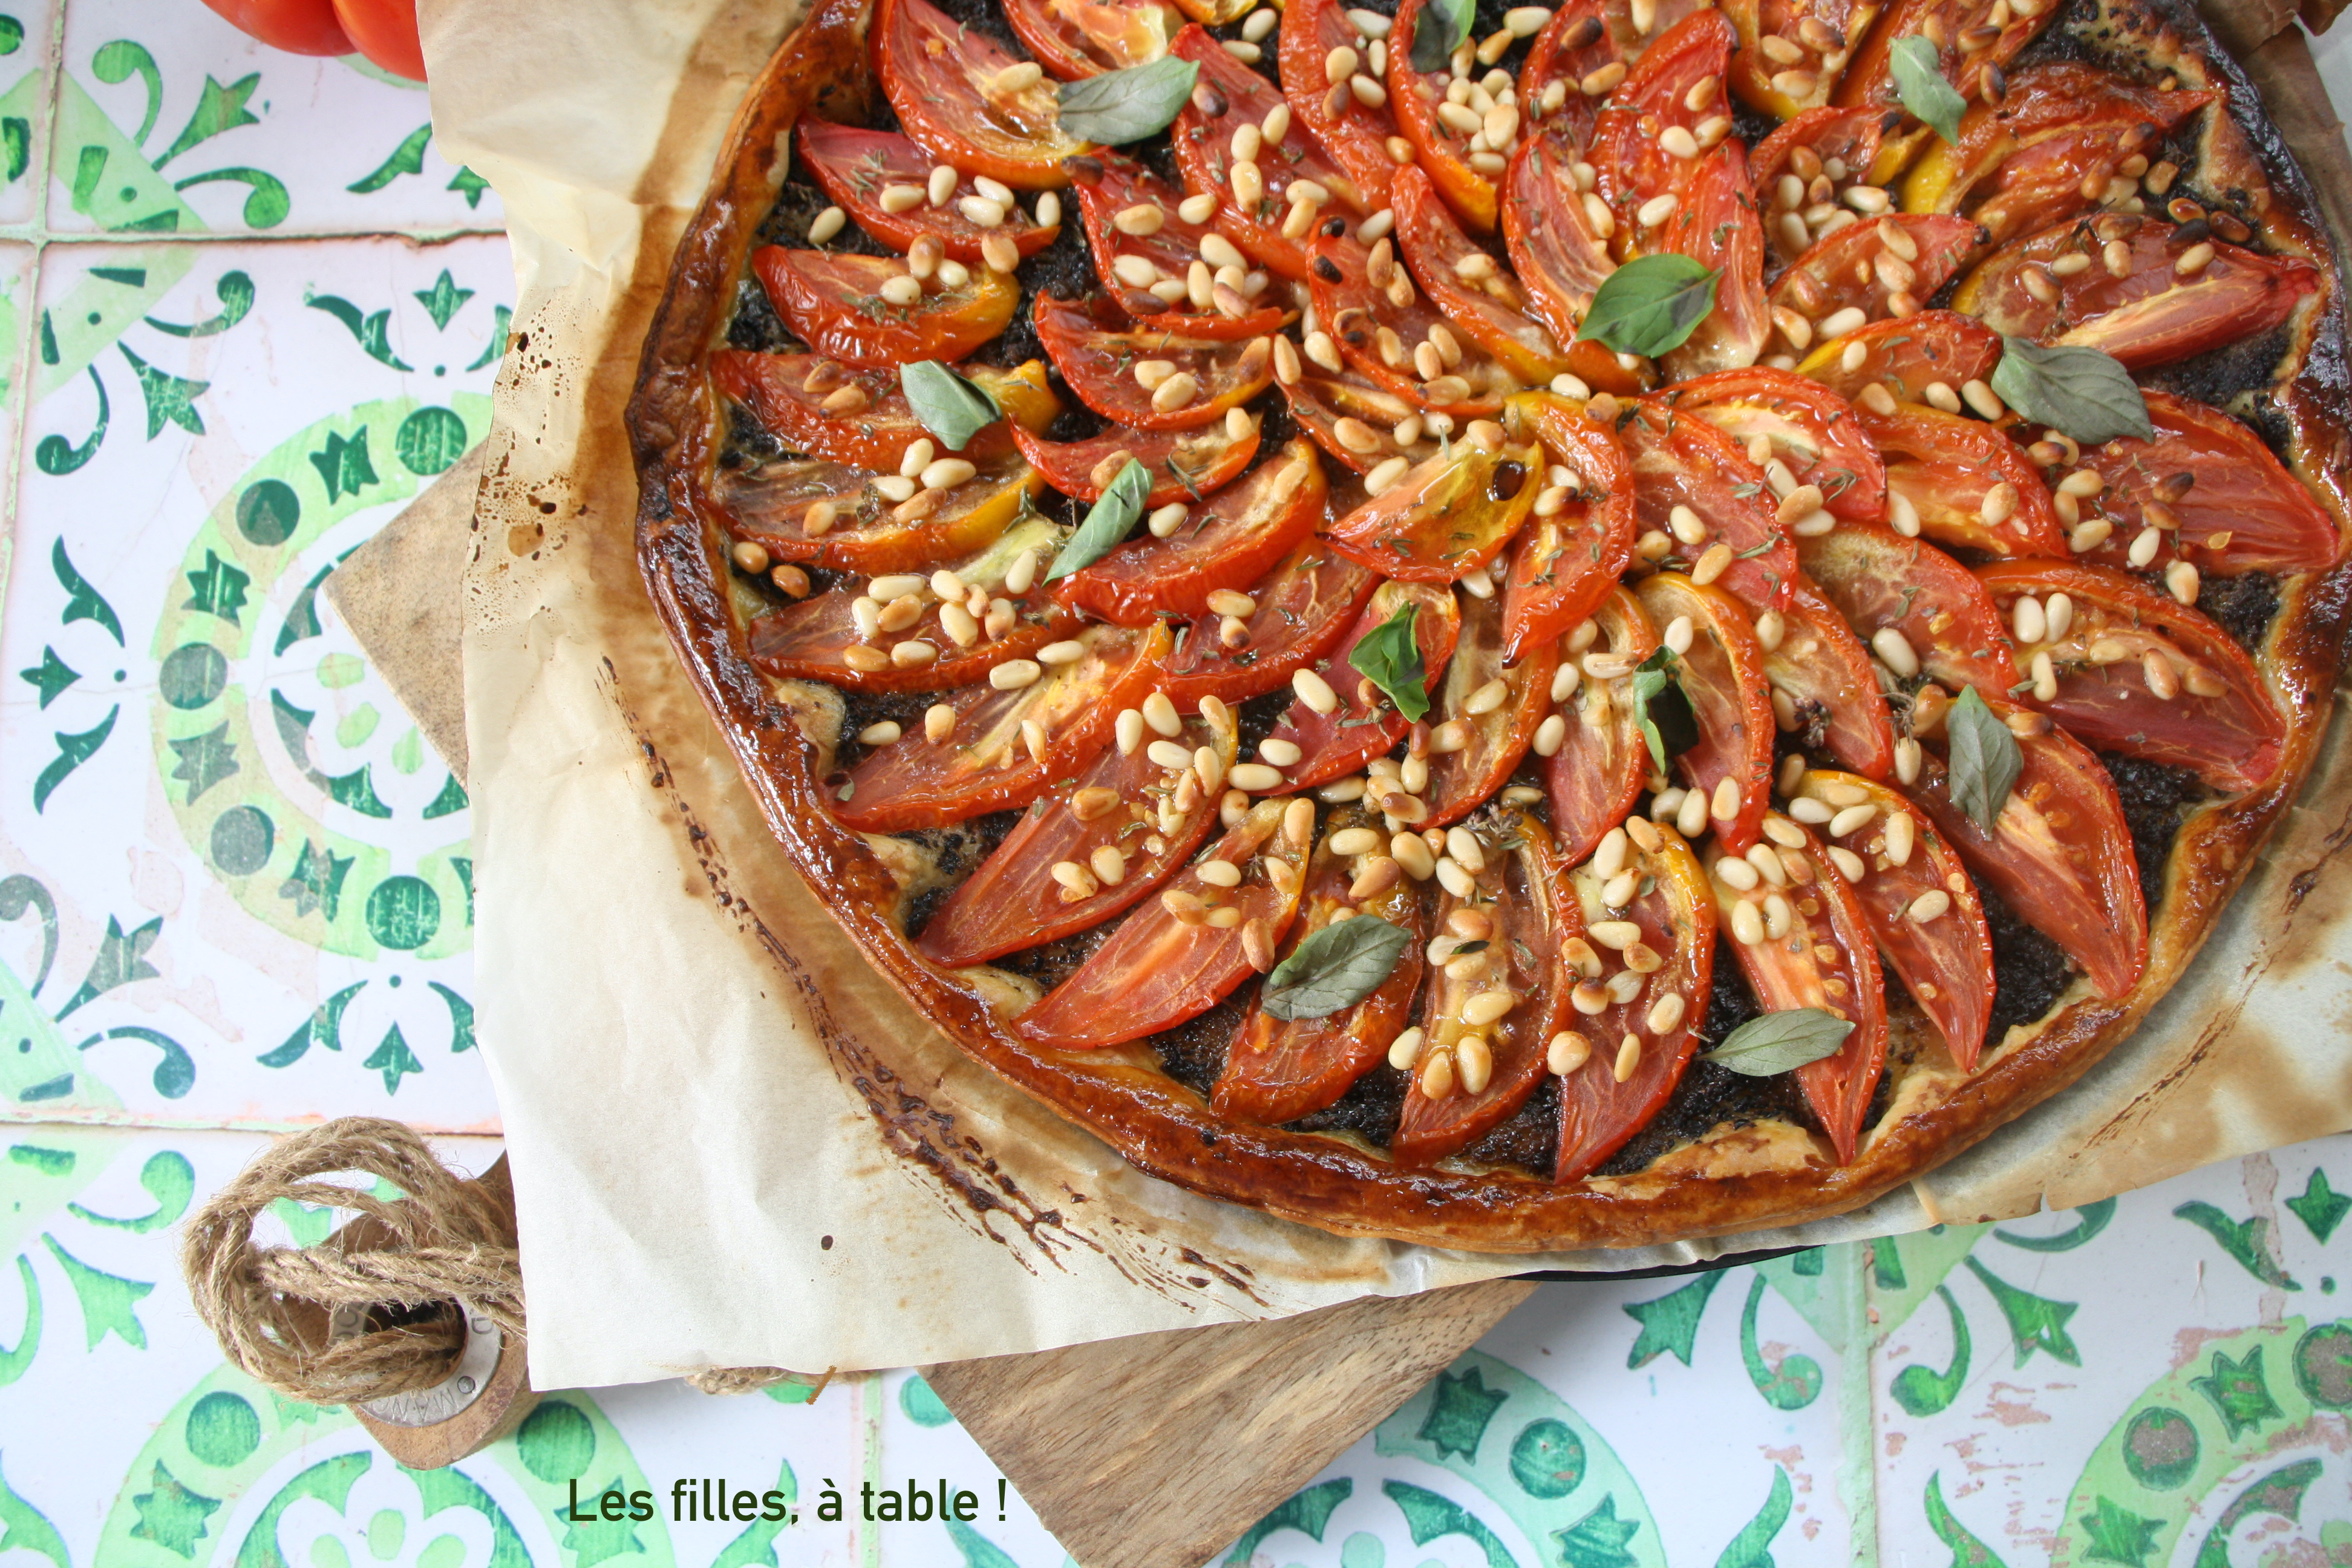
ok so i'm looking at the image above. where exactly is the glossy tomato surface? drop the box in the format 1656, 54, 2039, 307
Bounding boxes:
1543, 587, 1661, 867
1054, 442, 1327, 625
753, 247, 1019, 370
206, 0, 352, 54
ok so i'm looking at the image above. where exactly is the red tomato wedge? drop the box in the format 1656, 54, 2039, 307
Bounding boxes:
1951, 216, 2322, 370
1281, 361, 1447, 474
1709, 826, 1887, 1165
1544, 588, 1661, 866
2066, 390, 2343, 577
1500, 129, 1641, 393
916, 711, 1236, 965
1751, 116, 1884, 260
1620, 398, 1797, 615
1589, 10, 1730, 227
711, 353, 1056, 472
1016, 797, 1314, 1048
1725, 0, 1881, 118
1420, 590, 1561, 827
1633, 572, 1775, 854
752, 247, 1020, 370
1832, 0, 2059, 128
1500, 393, 1635, 661
1161, 541, 1380, 707
1034, 295, 1278, 431
1798, 524, 2021, 699
1768, 215, 1981, 354
1385, 0, 1499, 234
1324, 434, 1542, 582
1854, 402, 2066, 558
1518, 1, 1619, 155
717, 454, 1044, 575
1305, 230, 1521, 417
1011, 407, 1260, 508
1555, 822, 1715, 1180
1902, 689, 2147, 999
876, 0, 1089, 189
1264, 580, 1462, 789
834, 621, 1171, 831
1003, 0, 1180, 78
1278, 0, 1404, 211
1392, 165, 1578, 385
1793, 309, 2002, 407
1977, 560, 2287, 794
1392, 807, 1576, 1163
1068, 152, 1283, 335
1054, 442, 1327, 626
1791, 774, 1994, 1072
1766, 577, 1895, 779
1214, 807, 1427, 1123
795, 121, 1063, 261
1668, 367, 1885, 521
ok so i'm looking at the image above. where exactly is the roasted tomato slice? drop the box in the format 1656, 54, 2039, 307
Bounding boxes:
1952, 216, 2322, 371
1281, 360, 1446, 473
1170, 0, 1252, 25
1854, 402, 2065, 558
1214, 806, 1428, 1123
1500, 128, 1641, 393
1555, 820, 1715, 1180
1668, 367, 1885, 521
1162, 540, 1380, 706
712, 353, 1056, 472
877, 0, 1088, 189
1709, 823, 1887, 1165
748, 511, 1070, 690
1977, 560, 2287, 794
1790, 773, 1994, 1071
1069, 152, 1287, 335
1752, 108, 1884, 266
1393, 165, 1577, 385
1903, 689, 2146, 999
1518, 0, 1618, 154
1543, 589, 1661, 866
1264, 580, 1462, 789
1420, 590, 1561, 826
1054, 442, 1327, 626
1500, 393, 1636, 660
834, 621, 1171, 831
717, 452, 1045, 575
795, 120, 1064, 261
1278, 0, 1405, 211
2063, 390, 2343, 577
1015, 797, 1313, 1048
1794, 309, 2002, 407
1324, 433, 1542, 581
1635, 139, 1770, 376
1034, 295, 1277, 431
1766, 577, 1895, 779
1392, 806, 1576, 1163
1011, 407, 1260, 508
917, 707, 1235, 965
1766, 215, 1981, 359
1385, 0, 1501, 234
1306, 231, 1521, 417
1003, 0, 1179, 77
1798, 523, 2020, 698
1633, 572, 1775, 854
1724, 0, 1881, 118
752, 247, 1021, 370
1832, 0, 2060, 165
1620, 398, 1796, 615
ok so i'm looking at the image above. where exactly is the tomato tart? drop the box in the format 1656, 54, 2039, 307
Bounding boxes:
627, 0, 2352, 1250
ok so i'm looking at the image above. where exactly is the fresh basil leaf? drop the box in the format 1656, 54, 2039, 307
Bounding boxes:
1261, 915, 1412, 1021
1989, 338, 2154, 447
1889, 35, 1968, 145
1702, 1008, 1855, 1076
1627, 647, 1698, 776
900, 361, 1001, 452
1057, 56, 1200, 145
1944, 685, 2022, 832
1045, 459, 1151, 581
1577, 254, 1723, 359
1409, 0, 1475, 73
1348, 601, 1430, 722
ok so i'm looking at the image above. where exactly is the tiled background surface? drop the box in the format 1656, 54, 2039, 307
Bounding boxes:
5, 5, 2352, 1565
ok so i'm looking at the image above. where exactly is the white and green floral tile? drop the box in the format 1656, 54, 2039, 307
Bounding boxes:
869, 1367, 1073, 1568
2, 234, 509, 1129
0, 1, 56, 230
50, 0, 497, 240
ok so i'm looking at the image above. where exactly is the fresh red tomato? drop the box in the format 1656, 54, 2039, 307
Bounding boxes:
1543, 588, 1661, 866
204, 0, 353, 55
752, 248, 1020, 370
1215, 807, 1428, 1123
1792, 309, 2002, 406
1010, 408, 1259, 509
1279, 0, 1405, 212
1034, 295, 1278, 431
332, 0, 422, 78
1791, 773, 1994, 1071
1324, 433, 1542, 582
1725, 0, 1881, 117
1393, 806, 1576, 1162
1500, 129, 1644, 393
1385, 0, 1500, 234
1854, 402, 2066, 558
1420, 591, 1561, 826
1161, 541, 1380, 707
795, 122, 1063, 263
711, 353, 1056, 472
1951, 216, 2322, 370
1902, 689, 2146, 1000
1015, 797, 1313, 1047
1305, 230, 1520, 418
877, 0, 1089, 189
1392, 166, 1576, 385
1555, 821, 1716, 1179
1797, 524, 2021, 699
1619, 398, 1797, 615
1710, 823, 1888, 1165
1054, 442, 1327, 625
1766, 578, 1895, 779
1668, 367, 1885, 521
1768, 215, 1981, 358
1978, 560, 2287, 794
834, 621, 1172, 831
1633, 572, 1775, 854
1068, 152, 1289, 335
1280, 360, 1447, 474
1003, 0, 1180, 77
719, 454, 1045, 575
1752, 108, 1884, 266
919, 710, 1235, 965
1500, 393, 1635, 661
1264, 580, 1462, 789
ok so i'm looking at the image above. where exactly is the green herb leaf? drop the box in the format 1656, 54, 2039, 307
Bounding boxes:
1702, 1008, 1855, 1076
1261, 915, 1412, 1021
1348, 601, 1430, 722
900, 360, 1001, 452
1410, 0, 1475, 73
1889, 35, 1968, 144
1045, 459, 1151, 581
1944, 685, 2023, 832
1577, 254, 1723, 359
1627, 647, 1698, 775
1989, 338, 2154, 447
1056, 56, 1200, 145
